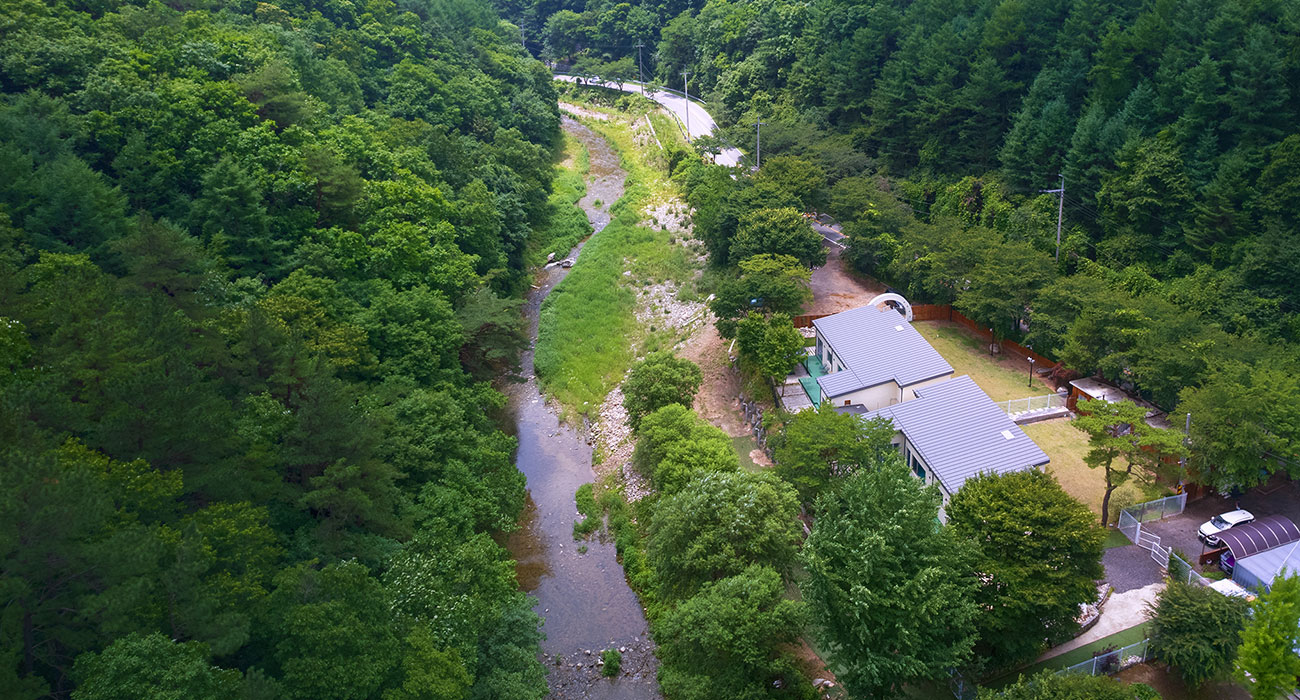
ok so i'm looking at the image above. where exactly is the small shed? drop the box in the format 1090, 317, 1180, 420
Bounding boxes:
1067, 378, 1129, 412
1218, 516, 1300, 592
1067, 378, 1170, 429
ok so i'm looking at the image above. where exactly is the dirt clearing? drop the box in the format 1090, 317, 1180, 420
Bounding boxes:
805, 246, 887, 315
677, 319, 749, 438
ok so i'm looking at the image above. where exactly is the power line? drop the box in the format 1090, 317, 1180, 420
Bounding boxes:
1040, 174, 1064, 262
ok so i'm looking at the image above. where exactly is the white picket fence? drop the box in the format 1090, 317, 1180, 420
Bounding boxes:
995, 393, 1068, 418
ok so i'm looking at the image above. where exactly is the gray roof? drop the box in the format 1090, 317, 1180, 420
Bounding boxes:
860, 376, 1050, 495
1237, 539, 1300, 590
814, 305, 953, 397
1220, 516, 1300, 559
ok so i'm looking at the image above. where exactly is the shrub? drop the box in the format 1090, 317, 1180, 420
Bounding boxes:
622, 352, 702, 431
1148, 581, 1248, 686
601, 649, 621, 677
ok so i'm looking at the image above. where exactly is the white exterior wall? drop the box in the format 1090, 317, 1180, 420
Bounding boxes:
822, 373, 954, 411
902, 373, 954, 399
824, 381, 901, 411
896, 433, 954, 523
815, 327, 953, 410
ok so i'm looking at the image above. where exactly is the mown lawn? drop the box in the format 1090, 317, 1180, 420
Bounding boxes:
1022, 418, 1170, 517
995, 622, 1152, 683
914, 321, 1050, 401
1022, 419, 1103, 513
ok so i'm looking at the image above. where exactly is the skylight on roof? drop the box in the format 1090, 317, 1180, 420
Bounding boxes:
894, 325, 904, 331
1001, 430, 1014, 440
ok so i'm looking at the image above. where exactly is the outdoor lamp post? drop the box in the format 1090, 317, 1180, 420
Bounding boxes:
1027, 355, 1035, 388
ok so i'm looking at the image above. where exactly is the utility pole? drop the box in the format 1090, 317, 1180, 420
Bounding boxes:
635, 43, 645, 96
681, 71, 690, 141
752, 119, 766, 169
1040, 174, 1065, 263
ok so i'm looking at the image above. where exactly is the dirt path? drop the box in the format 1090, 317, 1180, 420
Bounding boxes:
677, 321, 748, 438
805, 246, 887, 315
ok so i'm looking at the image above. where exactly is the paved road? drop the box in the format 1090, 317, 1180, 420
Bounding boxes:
811, 219, 846, 248
553, 74, 746, 168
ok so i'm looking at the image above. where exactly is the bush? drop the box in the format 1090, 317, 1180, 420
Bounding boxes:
573, 482, 601, 538
601, 649, 621, 677
622, 352, 702, 431
656, 566, 808, 697
633, 404, 738, 494
1148, 581, 1248, 686
648, 471, 802, 596
735, 312, 805, 380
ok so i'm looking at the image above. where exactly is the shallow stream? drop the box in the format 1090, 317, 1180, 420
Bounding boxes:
503, 117, 659, 698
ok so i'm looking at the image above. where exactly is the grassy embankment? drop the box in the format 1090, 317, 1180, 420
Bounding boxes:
534, 87, 698, 420
525, 130, 590, 269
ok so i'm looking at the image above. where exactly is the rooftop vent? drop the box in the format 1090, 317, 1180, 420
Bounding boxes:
1001, 430, 1014, 440
894, 325, 904, 331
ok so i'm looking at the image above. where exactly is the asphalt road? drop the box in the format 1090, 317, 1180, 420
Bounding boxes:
553, 74, 746, 168
811, 219, 846, 248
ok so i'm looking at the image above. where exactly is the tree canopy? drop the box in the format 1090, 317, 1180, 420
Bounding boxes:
947, 470, 1104, 668
622, 351, 703, 430
1147, 582, 1249, 688
801, 460, 978, 698
0, 0, 558, 696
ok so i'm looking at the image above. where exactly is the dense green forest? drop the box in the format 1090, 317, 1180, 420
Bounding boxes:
0, 0, 559, 697
514, 0, 1300, 492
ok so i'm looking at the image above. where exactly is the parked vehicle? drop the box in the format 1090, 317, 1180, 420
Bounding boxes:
1199, 509, 1255, 545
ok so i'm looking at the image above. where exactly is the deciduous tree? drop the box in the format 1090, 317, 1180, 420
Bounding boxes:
801, 461, 977, 698
735, 311, 805, 380
648, 471, 801, 595
622, 352, 702, 431
730, 207, 826, 267
709, 254, 811, 338
774, 406, 895, 502
1237, 575, 1300, 700
947, 470, 1104, 667
71, 633, 242, 700
656, 566, 808, 698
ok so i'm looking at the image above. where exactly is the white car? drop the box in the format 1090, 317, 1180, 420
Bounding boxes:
1198, 509, 1255, 545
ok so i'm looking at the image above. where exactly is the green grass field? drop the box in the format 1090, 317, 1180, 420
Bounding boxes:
1022, 419, 1104, 513
914, 321, 1050, 401
1022, 418, 1170, 517
524, 131, 591, 269
535, 97, 699, 418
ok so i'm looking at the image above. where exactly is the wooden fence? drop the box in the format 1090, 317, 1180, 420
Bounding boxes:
910, 304, 951, 322
791, 314, 828, 328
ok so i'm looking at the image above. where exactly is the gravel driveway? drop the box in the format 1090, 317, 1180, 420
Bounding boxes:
1103, 545, 1165, 593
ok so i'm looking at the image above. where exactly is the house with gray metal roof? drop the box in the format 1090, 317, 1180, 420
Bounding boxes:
859, 375, 1051, 520
812, 304, 954, 411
